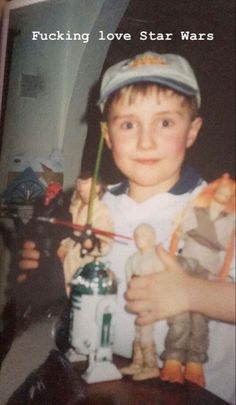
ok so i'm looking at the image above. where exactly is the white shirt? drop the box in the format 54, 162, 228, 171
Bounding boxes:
102, 181, 235, 404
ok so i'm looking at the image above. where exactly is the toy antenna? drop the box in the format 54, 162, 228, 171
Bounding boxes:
87, 122, 106, 225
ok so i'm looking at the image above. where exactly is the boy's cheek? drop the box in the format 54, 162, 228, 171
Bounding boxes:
106, 134, 131, 153
104, 128, 123, 150
111, 147, 127, 161
163, 137, 189, 155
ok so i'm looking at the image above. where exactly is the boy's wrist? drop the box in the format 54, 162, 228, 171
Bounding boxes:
185, 275, 202, 313
187, 278, 235, 322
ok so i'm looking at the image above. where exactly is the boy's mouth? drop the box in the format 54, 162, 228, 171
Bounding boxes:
134, 159, 159, 166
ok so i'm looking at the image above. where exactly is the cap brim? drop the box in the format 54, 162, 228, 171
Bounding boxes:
99, 76, 199, 109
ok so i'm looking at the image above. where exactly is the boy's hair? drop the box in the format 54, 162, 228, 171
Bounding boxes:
103, 82, 199, 121
98, 51, 200, 115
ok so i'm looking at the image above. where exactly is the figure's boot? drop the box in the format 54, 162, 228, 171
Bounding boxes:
133, 342, 160, 380
120, 340, 143, 375
161, 359, 184, 383
184, 361, 205, 386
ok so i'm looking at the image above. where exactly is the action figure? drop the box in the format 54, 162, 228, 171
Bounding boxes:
60, 172, 119, 379
57, 172, 114, 295
161, 173, 235, 386
68, 259, 122, 383
121, 224, 164, 380
12, 182, 69, 317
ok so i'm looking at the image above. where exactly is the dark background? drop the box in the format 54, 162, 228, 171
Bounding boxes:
82, 0, 235, 185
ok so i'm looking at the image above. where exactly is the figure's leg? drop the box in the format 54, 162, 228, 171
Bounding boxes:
161, 313, 191, 383
63, 243, 81, 295
120, 338, 143, 375
133, 341, 160, 380
132, 325, 159, 380
161, 359, 184, 383
184, 313, 209, 386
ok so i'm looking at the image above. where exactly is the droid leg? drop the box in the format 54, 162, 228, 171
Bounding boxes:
66, 348, 86, 363
86, 349, 96, 374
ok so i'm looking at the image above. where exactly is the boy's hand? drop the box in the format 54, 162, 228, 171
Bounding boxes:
125, 245, 190, 324
18, 241, 40, 270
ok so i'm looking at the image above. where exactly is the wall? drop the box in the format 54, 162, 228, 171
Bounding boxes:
61, 0, 130, 187
0, 0, 129, 190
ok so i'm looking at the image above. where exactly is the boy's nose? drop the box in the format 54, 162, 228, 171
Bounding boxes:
137, 126, 157, 150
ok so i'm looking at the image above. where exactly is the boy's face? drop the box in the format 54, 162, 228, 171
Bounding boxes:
105, 87, 202, 201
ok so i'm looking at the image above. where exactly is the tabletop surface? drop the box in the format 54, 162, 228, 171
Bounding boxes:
74, 356, 229, 405
0, 310, 230, 405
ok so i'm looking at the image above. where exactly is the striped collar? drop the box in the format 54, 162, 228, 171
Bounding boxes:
109, 166, 203, 196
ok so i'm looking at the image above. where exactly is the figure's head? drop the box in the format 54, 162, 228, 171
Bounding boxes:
44, 182, 62, 206
213, 174, 235, 209
98, 52, 202, 200
193, 173, 235, 213
134, 224, 156, 252
75, 170, 106, 204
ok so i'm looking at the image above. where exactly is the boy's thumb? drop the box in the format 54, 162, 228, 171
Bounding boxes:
156, 244, 179, 271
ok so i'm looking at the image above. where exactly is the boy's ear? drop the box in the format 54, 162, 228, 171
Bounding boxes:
186, 117, 203, 148
101, 121, 112, 149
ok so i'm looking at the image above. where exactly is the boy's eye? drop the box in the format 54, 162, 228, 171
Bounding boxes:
121, 121, 134, 130
161, 119, 172, 128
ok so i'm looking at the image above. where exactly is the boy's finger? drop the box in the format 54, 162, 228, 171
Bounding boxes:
156, 244, 180, 270
125, 286, 148, 301
125, 300, 150, 314
23, 240, 36, 249
19, 260, 38, 270
21, 249, 40, 260
128, 275, 148, 289
136, 311, 156, 326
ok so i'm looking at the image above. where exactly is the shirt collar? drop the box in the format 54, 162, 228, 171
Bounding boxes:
109, 166, 204, 196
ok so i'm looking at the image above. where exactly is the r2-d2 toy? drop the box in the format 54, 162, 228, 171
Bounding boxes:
67, 259, 122, 383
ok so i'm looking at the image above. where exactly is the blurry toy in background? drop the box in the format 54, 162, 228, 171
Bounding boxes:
67, 259, 122, 383
5, 149, 64, 190
11, 182, 71, 318
2, 167, 45, 206
161, 173, 235, 387
121, 224, 164, 380
57, 171, 114, 295
0, 150, 64, 231
0, 167, 46, 225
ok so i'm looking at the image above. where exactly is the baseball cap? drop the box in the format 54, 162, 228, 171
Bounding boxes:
98, 51, 201, 111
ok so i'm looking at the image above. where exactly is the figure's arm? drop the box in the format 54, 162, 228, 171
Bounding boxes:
57, 238, 75, 262
125, 257, 134, 283
125, 245, 235, 324
90, 207, 114, 256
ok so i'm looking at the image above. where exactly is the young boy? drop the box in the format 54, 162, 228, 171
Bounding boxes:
18, 51, 235, 403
